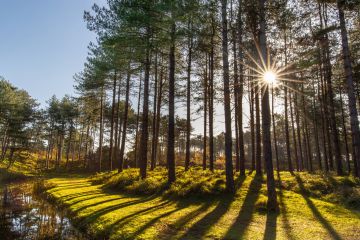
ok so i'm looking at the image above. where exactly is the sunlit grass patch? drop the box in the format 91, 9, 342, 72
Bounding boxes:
43, 171, 360, 240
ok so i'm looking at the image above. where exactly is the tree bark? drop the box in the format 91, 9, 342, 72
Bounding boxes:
109, 71, 117, 171
98, 87, 104, 172
139, 35, 151, 179
119, 64, 131, 172
203, 56, 208, 170
337, 0, 360, 177
221, 0, 235, 192
259, 0, 277, 211
167, 21, 176, 184
185, 21, 193, 171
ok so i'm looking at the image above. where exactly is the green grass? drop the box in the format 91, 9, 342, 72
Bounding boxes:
91, 167, 228, 197
43, 169, 360, 240
0, 158, 38, 183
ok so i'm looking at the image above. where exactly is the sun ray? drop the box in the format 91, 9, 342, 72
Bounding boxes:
240, 46, 266, 72
238, 60, 265, 76
276, 77, 305, 83
253, 40, 267, 71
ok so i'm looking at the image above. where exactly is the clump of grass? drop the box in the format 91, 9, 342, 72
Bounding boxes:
96, 168, 168, 195
277, 171, 360, 208
166, 167, 226, 197
89, 168, 360, 205
90, 167, 228, 197
90, 171, 118, 185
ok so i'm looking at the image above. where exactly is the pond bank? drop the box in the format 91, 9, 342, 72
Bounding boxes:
0, 180, 86, 239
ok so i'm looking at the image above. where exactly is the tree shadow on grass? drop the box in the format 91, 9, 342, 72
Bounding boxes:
276, 173, 295, 240
158, 201, 213, 238
78, 194, 159, 226
295, 175, 342, 240
263, 210, 277, 240
179, 175, 247, 239
222, 175, 262, 239
102, 199, 172, 238
61, 191, 103, 203
72, 196, 128, 214
126, 200, 205, 239
50, 183, 91, 192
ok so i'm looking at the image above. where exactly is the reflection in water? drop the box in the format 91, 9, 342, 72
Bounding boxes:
0, 182, 84, 240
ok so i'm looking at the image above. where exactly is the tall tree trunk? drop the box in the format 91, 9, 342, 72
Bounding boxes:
289, 92, 298, 171
233, 25, 240, 172
185, 21, 193, 171
150, 53, 158, 170
134, 73, 143, 168
339, 87, 351, 174
320, 1, 342, 174
231, 0, 240, 173
66, 127, 73, 169
283, 31, 293, 173
109, 71, 117, 171
154, 59, 164, 167
78, 125, 84, 163
250, 77, 256, 171
119, 64, 131, 172
294, 92, 303, 171
98, 87, 104, 172
84, 124, 90, 168
272, 88, 280, 171
114, 77, 122, 167
319, 52, 334, 171
337, 0, 360, 177
167, 21, 176, 184
255, 83, 262, 175
323, 81, 334, 170
139, 36, 151, 179
221, 0, 235, 192
259, 0, 277, 210
203, 56, 208, 170
209, 22, 215, 172
312, 74, 322, 170
301, 84, 313, 171
237, 1, 246, 175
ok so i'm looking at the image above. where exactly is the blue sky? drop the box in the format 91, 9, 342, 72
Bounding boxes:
0, 0, 105, 105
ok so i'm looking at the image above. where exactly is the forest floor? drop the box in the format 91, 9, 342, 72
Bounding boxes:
43, 169, 360, 240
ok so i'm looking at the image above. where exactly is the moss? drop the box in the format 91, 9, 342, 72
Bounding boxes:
43, 171, 360, 240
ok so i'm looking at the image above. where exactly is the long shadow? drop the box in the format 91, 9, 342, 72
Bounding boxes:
263, 211, 277, 240
158, 201, 213, 237
78, 194, 159, 226
180, 176, 247, 239
103, 200, 172, 237
222, 176, 263, 239
72, 196, 128, 214
295, 175, 342, 240
276, 173, 296, 240
125, 200, 199, 239
61, 191, 103, 202
50, 183, 91, 192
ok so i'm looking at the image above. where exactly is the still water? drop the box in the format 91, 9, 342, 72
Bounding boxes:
0, 181, 85, 240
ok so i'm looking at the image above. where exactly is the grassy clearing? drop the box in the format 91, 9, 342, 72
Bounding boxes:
44, 169, 360, 240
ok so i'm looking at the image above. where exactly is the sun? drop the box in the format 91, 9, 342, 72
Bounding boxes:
263, 71, 277, 85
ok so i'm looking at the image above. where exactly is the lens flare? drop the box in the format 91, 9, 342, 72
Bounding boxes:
263, 71, 277, 85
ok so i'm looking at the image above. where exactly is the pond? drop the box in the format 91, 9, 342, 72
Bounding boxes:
0, 181, 85, 240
